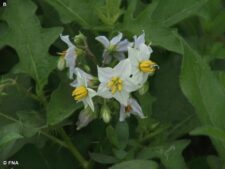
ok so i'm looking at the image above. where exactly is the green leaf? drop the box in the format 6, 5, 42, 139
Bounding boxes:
0, 0, 62, 93
89, 152, 119, 164
109, 160, 158, 169
44, 0, 103, 28
137, 140, 190, 169
190, 126, 225, 142
0, 123, 23, 149
47, 81, 82, 125
180, 41, 225, 159
207, 155, 223, 169
96, 0, 123, 26
106, 125, 119, 148
115, 121, 129, 150
11, 144, 78, 169
151, 0, 208, 26
17, 111, 46, 137
120, 0, 208, 54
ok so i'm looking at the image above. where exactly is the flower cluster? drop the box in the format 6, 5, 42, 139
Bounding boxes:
58, 32, 158, 130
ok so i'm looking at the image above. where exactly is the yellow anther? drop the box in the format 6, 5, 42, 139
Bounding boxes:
139, 60, 157, 73
57, 50, 67, 57
72, 86, 88, 101
107, 77, 123, 94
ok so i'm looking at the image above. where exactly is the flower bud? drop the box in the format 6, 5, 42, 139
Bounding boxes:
76, 48, 85, 57
138, 82, 149, 95
74, 32, 86, 46
101, 104, 111, 123
83, 65, 91, 72
57, 57, 66, 71
76, 106, 96, 130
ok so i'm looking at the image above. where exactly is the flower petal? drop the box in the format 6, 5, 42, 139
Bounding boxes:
102, 50, 112, 64
60, 34, 75, 48
128, 47, 142, 66
124, 77, 140, 92
97, 66, 113, 82
116, 39, 130, 52
134, 33, 145, 49
114, 59, 131, 79
130, 98, 145, 118
70, 79, 78, 87
95, 36, 110, 48
88, 88, 97, 98
139, 43, 152, 60
119, 105, 128, 122
114, 52, 125, 61
97, 83, 112, 99
76, 72, 85, 86
114, 90, 129, 106
84, 96, 95, 112
65, 47, 76, 79
110, 32, 123, 45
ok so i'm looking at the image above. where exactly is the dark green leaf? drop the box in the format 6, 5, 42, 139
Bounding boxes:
115, 121, 129, 150
89, 152, 118, 164
151, 0, 208, 26
190, 126, 225, 142
0, 0, 62, 92
44, 0, 103, 28
180, 41, 225, 159
47, 81, 82, 125
137, 140, 190, 169
109, 160, 158, 169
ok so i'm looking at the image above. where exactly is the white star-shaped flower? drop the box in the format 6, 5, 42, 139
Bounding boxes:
72, 72, 96, 111
70, 68, 94, 87
119, 97, 145, 121
128, 43, 158, 87
133, 32, 153, 53
97, 59, 137, 106
95, 32, 131, 64
59, 34, 77, 79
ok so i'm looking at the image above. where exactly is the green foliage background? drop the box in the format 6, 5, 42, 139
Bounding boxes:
0, 0, 225, 168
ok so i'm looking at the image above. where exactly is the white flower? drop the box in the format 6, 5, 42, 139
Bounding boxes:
95, 32, 131, 64
133, 32, 153, 53
133, 32, 145, 49
76, 107, 96, 130
128, 43, 158, 87
97, 59, 137, 106
72, 72, 96, 111
119, 97, 145, 121
70, 68, 94, 87
59, 34, 77, 79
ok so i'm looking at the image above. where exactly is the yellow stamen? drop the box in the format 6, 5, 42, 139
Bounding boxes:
107, 77, 123, 94
57, 50, 67, 58
57, 50, 76, 58
72, 86, 88, 101
139, 60, 157, 73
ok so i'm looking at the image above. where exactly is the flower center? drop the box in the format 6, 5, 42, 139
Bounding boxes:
107, 77, 123, 94
125, 105, 132, 112
139, 60, 157, 73
72, 86, 88, 101
107, 44, 117, 53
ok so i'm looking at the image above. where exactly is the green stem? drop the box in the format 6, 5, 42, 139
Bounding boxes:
40, 131, 68, 148
59, 128, 90, 169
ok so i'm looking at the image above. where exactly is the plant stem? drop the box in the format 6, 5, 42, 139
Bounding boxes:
40, 131, 68, 148
58, 128, 90, 169
83, 40, 98, 64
